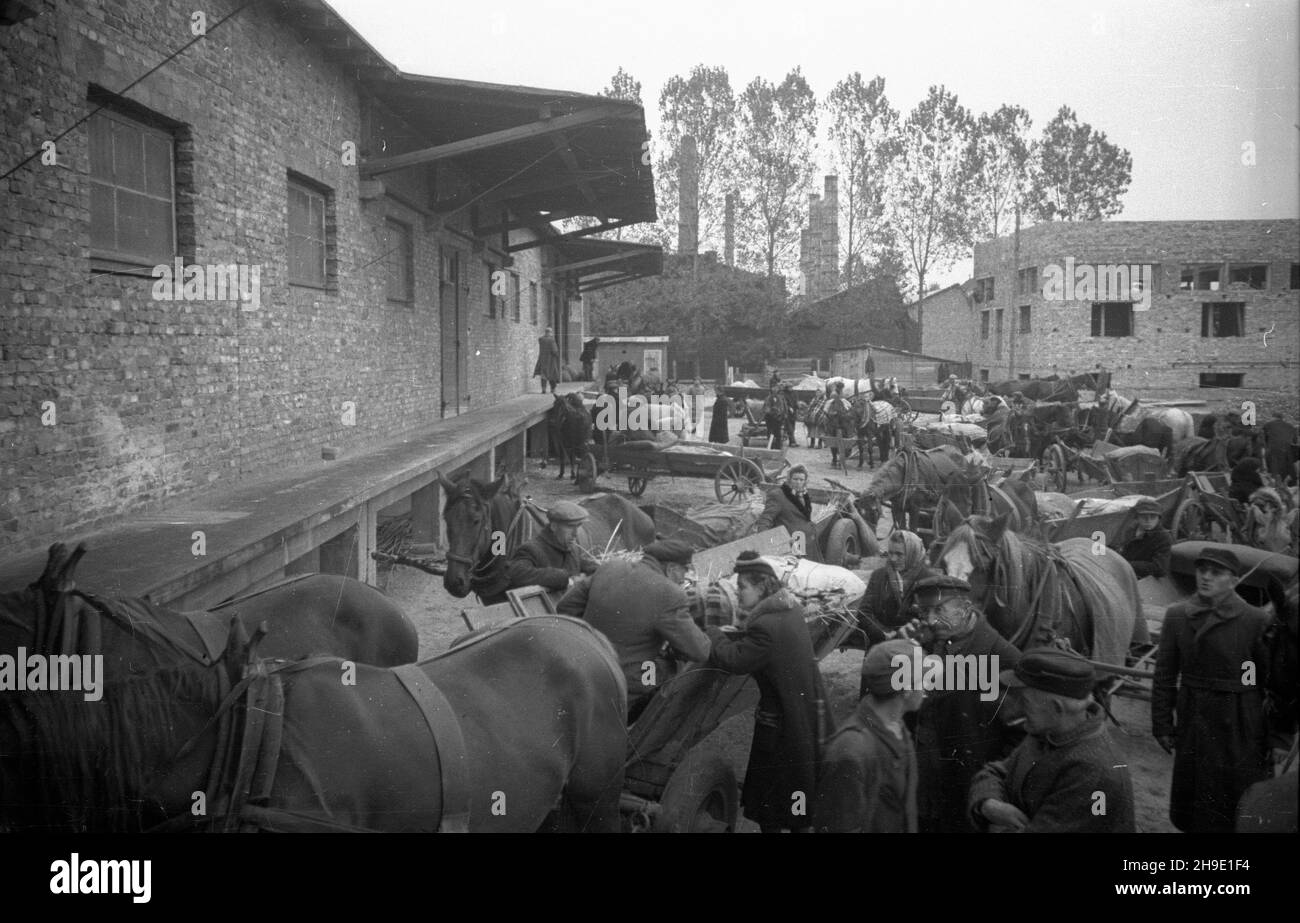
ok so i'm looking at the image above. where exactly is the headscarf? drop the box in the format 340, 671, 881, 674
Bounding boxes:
886, 530, 928, 599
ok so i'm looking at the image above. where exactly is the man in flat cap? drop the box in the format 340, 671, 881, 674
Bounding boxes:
968, 647, 1135, 832
557, 538, 710, 721
1153, 545, 1273, 833
815, 639, 923, 833
905, 575, 1023, 833
504, 500, 596, 595
1118, 497, 1172, 579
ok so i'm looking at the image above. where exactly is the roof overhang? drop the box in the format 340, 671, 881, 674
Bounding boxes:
546, 237, 663, 294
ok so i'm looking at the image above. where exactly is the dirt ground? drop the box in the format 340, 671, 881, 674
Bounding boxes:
378, 397, 1178, 833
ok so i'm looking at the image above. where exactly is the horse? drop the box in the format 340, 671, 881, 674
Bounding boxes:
854, 445, 970, 536
0, 578, 628, 832
935, 513, 1140, 669
803, 391, 828, 448
439, 472, 655, 602
930, 467, 1043, 552
818, 392, 858, 467
0, 543, 419, 668
848, 396, 898, 469
1097, 389, 1195, 444
547, 393, 593, 482
987, 371, 1106, 404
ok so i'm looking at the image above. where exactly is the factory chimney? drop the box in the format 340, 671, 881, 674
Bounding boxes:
677, 135, 698, 256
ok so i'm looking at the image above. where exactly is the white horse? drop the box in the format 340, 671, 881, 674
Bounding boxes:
1098, 388, 1195, 442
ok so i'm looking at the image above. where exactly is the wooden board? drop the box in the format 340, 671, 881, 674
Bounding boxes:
691, 527, 793, 594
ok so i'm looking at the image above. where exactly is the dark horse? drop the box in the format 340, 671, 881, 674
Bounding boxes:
440, 472, 655, 602
854, 445, 970, 536
0, 543, 419, 668
848, 396, 897, 469
0, 572, 628, 832
929, 467, 1042, 553
547, 393, 593, 482
936, 513, 1140, 668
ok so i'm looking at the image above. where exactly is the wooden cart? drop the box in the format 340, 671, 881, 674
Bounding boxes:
598, 436, 789, 503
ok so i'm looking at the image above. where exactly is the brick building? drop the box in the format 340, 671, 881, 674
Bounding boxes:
921, 220, 1299, 416
798, 175, 840, 303
0, 0, 659, 557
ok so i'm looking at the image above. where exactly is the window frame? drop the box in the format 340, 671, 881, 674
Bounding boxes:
1198, 372, 1244, 389
1178, 263, 1221, 292
510, 271, 521, 322
1017, 266, 1037, 298
1018, 304, 1031, 334
529, 281, 539, 325
1226, 263, 1268, 290
383, 218, 415, 305
1201, 302, 1245, 338
1090, 302, 1134, 338
287, 174, 331, 289
980, 310, 990, 340
88, 104, 178, 273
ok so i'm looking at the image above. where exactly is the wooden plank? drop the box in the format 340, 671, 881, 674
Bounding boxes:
691, 527, 793, 594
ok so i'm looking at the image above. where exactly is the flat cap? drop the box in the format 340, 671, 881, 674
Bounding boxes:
547, 500, 589, 524
643, 539, 694, 566
1133, 497, 1162, 516
1194, 545, 1241, 576
1000, 647, 1096, 699
911, 575, 971, 602
861, 639, 923, 697
733, 550, 778, 580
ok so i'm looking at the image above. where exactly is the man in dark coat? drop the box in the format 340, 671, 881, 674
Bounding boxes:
557, 539, 711, 721
762, 386, 787, 450
1152, 546, 1273, 833
503, 500, 595, 594
1118, 496, 1172, 578
578, 337, 600, 381
968, 647, 1135, 832
907, 576, 1023, 833
782, 383, 798, 447
815, 639, 922, 833
707, 553, 826, 832
753, 465, 823, 562
533, 326, 561, 393
1262, 412, 1298, 483
708, 392, 731, 444
1228, 456, 1265, 504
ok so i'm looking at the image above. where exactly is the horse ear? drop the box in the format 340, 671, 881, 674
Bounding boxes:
437, 470, 458, 492
484, 475, 507, 498
987, 512, 1011, 543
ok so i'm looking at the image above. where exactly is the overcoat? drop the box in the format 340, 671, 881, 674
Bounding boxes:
754, 484, 823, 563
815, 700, 918, 832
533, 334, 561, 382
504, 526, 583, 592
1118, 527, 1172, 579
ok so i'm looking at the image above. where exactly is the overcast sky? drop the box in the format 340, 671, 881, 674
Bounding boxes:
329, 0, 1298, 281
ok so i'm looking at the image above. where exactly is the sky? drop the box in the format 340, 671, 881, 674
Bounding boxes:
328, 0, 1299, 283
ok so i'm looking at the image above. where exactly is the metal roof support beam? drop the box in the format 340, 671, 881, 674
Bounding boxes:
505, 218, 642, 253
544, 251, 651, 277
360, 103, 628, 176
579, 273, 651, 293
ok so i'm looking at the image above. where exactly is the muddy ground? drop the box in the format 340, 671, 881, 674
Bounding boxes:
378, 400, 1178, 833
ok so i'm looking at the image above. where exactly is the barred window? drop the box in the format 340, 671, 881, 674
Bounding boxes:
88, 107, 176, 268
288, 176, 329, 288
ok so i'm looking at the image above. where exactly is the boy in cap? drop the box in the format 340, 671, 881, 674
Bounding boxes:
557, 538, 710, 722
968, 647, 1135, 832
1118, 497, 1172, 578
905, 575, 1023, 833
815, 639, 923, 832
504, 500, 596, 594
1152, 545, 1273, 833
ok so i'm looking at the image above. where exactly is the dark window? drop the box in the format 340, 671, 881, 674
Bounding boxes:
529, 281, 538, 324
384, 219, 413, 303
1227, 263, 1267, 290
994, 309, 1003, 359
1017, 267, 1037, 297
485, 262, 498, 317
510, 272, 521, 322
975, 276, 995, 304
1090, 302, 1133, 337
1018, 305, 1030, 333
288, 177, 328, 287
1018, 373, 1031, 380
88, 107, 175, 268
980, 311, 990, 339
979, 369, 989, 383
1201, 302, 1244, 337
1291, 263, 1299, 289
1179, 264, 1220, 292
1199, 373, 1244, 388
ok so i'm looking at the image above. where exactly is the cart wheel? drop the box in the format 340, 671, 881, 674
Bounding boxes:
823, 518, 859, 567
1172, 497, 1208, 541
577, 453, 598, 493
654, 745, 739, 833
715, 458, 764, 503
1040, 444, 1067, 493
898, 399, 917, 425
627, 477, 648, 497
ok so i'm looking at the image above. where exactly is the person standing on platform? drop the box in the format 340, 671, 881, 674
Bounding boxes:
533, 326, 561, 394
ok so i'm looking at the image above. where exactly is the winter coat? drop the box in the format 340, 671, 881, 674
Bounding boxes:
1119, 527, 1172, 579
708, 395, 732, 444
815, 699, 918, 832
503, 526, 585, 592
533, 335, 561, 382
1152, 591, 1272, 833
707, 590, 827, 830
967, 701, 1135, 832
754, 484, 823, 563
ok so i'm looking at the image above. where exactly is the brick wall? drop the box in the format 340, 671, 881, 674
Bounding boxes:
925, 220, 1298, 419
0, 0, 574, 555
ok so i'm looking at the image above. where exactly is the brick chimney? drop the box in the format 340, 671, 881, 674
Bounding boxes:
677, 135, 698, 256
724, 191, 735, 266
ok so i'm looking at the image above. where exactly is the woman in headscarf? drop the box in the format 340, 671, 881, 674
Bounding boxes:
855, 531, 936, 696
1247, 487, 1297, 554
706, 552, 828, 833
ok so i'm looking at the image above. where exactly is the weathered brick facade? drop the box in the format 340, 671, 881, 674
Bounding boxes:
0, 0, 582, 556
921, 220, 1299, 418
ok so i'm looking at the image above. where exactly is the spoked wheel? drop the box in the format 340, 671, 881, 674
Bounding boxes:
714, 458, 764, 503
898, 399, 918, 425
653, 746, 739, 833
627, 477, 648, 497
1040, 443, 1067, 493
1172, 497, 1209, 541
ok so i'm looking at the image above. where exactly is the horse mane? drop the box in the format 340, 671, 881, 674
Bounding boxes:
2, 664, 224, 831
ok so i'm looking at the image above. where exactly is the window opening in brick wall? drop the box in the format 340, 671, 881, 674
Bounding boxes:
510, 271, 521, 322
529, 281, 538, 324
994, 309, 1003, 359
979, 369, 989, 383
974, 276, 995, 304
1090, 302, 1133, 337
89, 105, 176, 270
384, 219, 414, 304
1017, 267, 1037, 297
1018, 373, 1031, 380
980, 311, 989, 339
1291, 263, 1299, 289
1199, 373, 1244, 388
1227, 263, 1267, 290
1179, 263, 1220, 292
485, 261, 499, 317
1018, 305, 1030, 333
288, 175, 330, 288
1201, 302, 1244, 337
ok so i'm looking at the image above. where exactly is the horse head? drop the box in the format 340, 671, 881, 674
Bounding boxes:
937, 513, 1011, 604
439, 471, 509, 598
